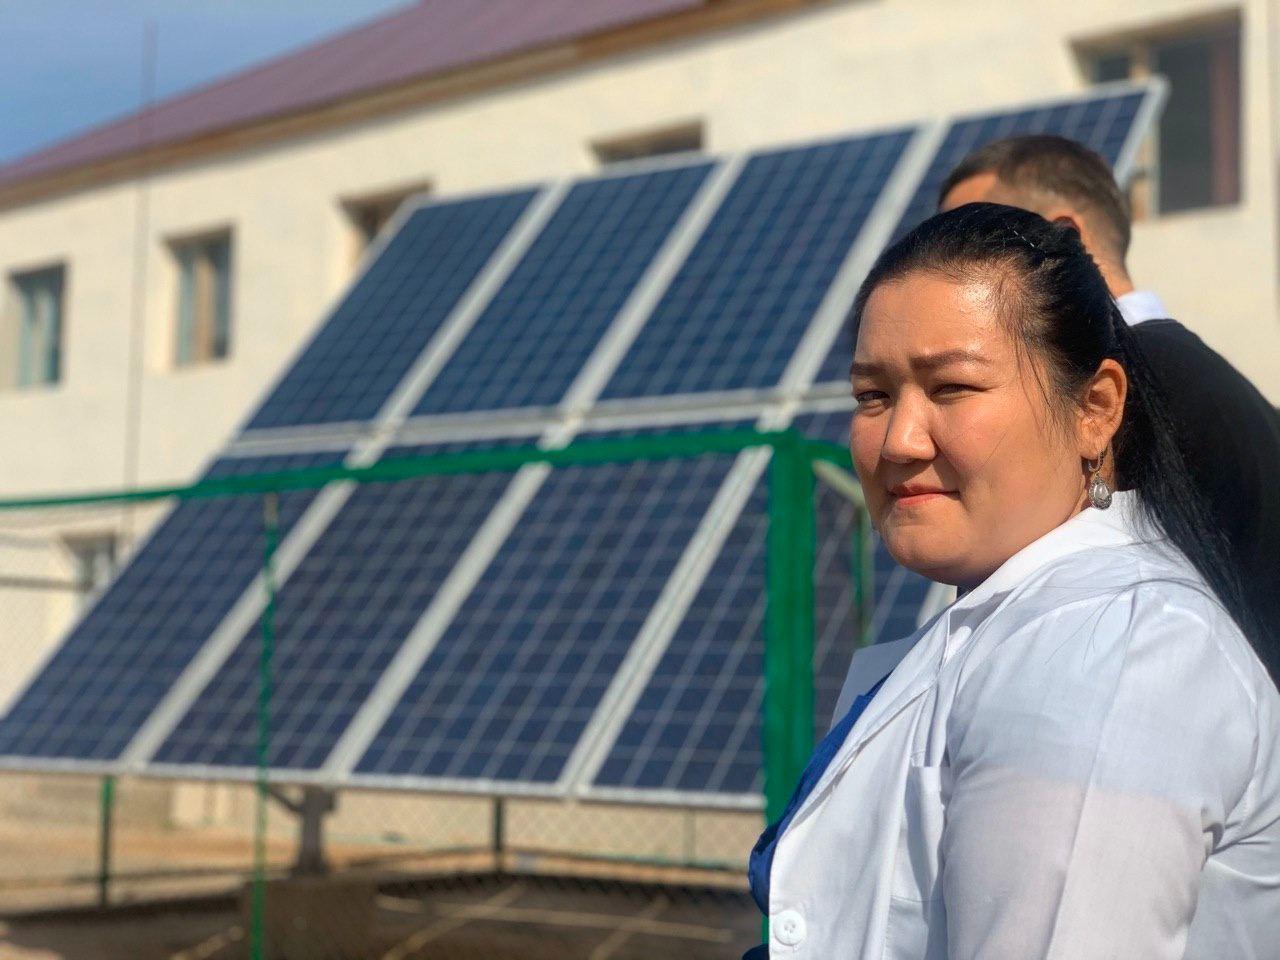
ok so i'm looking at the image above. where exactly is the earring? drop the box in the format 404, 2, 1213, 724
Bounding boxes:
1086, 449, 1113, 510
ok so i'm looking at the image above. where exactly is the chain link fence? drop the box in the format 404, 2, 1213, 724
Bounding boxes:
0, 429, 873, 959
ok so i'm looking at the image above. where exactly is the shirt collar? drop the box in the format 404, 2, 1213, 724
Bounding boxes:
1116, 290, 1169, 326
792, 492, 1157, 814
960, 490, 1153, 606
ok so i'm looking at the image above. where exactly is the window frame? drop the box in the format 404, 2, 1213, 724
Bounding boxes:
168, 228, 234, 369
1077, 12, 1242, 217
591, 120, 705, 167
341, 181, 432, 264
6, 262, 67, 391
62, 532, 118, 610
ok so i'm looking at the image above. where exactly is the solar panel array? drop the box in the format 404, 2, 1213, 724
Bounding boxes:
0, 84, 1162, 807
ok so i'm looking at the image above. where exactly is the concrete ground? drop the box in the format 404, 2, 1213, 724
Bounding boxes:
0, 776, 759, 958
0, 870, 757, 960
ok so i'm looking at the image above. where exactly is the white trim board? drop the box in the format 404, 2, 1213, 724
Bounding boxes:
221, 390, 856, 458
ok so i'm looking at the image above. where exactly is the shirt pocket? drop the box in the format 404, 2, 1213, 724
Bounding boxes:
891, 763, 945, 902
884, 764, 947, 960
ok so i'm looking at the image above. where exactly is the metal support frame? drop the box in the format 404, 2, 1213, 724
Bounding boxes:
267, 785, 337, 876
492, 797, 506, 871
0, 430, 848, 513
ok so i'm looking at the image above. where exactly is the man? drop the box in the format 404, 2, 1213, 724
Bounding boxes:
938, 134, 1280, 668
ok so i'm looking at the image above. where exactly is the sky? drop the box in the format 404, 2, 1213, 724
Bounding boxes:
0, 0, 415, 165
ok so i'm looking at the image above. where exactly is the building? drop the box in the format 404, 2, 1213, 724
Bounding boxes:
0, 0, 1274, 710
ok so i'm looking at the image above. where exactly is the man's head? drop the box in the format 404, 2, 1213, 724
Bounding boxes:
937, 135, 1134, 296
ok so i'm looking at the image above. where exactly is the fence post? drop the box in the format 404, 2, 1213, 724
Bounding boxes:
853, 505, 876, 649
97, 775, 115, 909
251, 491, 280, 960
763, 434, 816, 825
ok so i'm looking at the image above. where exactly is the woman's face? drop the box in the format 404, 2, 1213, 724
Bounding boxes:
850, 270, 1087, 588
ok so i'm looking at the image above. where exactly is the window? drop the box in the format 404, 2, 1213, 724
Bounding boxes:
1091, 51, 1132, 84
1084, 18, 1241, 214
343, 183, 429, 260
64, 533, 117, 607
9, 265, 65, 389
349, 195, 407, 248
1153, 28, 1241, 212
592, 121, 704, 166
171, 231, 233, 366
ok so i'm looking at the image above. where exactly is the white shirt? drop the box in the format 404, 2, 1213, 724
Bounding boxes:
768, 492, 1280, 959
1116, 289, 1169, 326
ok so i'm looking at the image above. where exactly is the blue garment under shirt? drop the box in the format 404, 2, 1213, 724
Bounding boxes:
742, 673, 888, 959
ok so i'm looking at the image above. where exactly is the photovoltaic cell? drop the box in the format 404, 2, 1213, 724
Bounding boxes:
599, 130, 913, 400
354, 426, 746, 785
814, 88, 1146, 385
245, 189, 536, 430
0, 452, 344, 762
152, 441, 522, 771
591, 410, 931, 796
412, 165, 711, 416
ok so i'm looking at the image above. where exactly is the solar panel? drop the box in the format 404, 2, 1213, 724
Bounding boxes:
151, 441, 523, 772
896, 89, 1145, 243
0, 85, 1162, 805
0, 452, 345, 762
598, 130, 912, 401
353, 426, 745, 786
812, 86, 1150, 386
588, 410, 930, 799
245, 189, 537, 430
411, 164, 712, 416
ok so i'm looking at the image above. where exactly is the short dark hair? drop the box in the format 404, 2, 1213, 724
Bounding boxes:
849, 202, 1264, 662
937, 135, 1131, 259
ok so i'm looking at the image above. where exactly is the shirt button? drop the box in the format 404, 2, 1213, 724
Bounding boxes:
773, 909, 807, 946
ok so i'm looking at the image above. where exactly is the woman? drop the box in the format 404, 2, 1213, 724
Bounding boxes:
747, 204, 1280, 959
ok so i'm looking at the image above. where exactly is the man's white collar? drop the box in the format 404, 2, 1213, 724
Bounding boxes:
1116, 290, 1169, 326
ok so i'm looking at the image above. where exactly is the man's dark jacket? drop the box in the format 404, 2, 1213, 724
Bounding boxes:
1131, 317, 1280, 678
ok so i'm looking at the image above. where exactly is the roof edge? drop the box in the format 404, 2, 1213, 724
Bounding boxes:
0, 0, 827, 213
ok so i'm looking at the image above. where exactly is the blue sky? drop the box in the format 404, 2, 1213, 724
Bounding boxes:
1, 0, 413, 165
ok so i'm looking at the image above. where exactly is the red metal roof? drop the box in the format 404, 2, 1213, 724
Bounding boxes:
0, 0, 704, 190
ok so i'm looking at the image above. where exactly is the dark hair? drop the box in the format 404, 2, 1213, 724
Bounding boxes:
938, 135, 1131, 260
851, 202, 1264, 660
